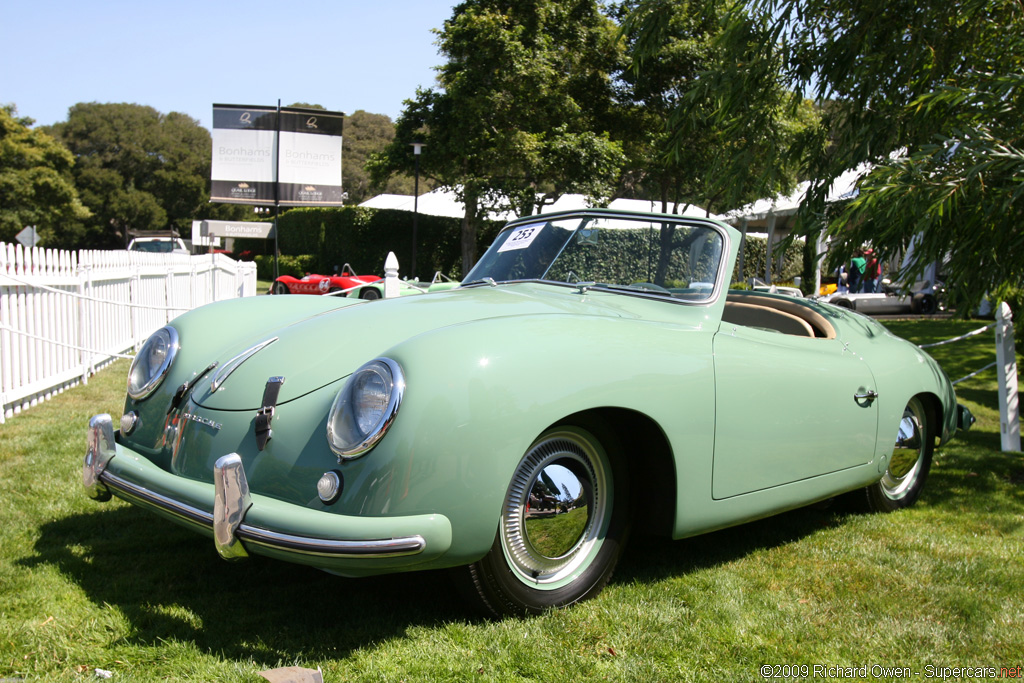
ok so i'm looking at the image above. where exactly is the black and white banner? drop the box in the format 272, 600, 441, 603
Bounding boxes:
210, 104, 345, 207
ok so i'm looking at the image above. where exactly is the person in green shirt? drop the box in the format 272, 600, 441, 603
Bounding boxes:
849, 251, 866, 293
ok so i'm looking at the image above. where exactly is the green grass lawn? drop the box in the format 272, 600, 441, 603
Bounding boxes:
1, 319, 1021, 681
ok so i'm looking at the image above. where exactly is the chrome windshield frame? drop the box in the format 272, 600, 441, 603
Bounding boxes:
467, 209, 733, 307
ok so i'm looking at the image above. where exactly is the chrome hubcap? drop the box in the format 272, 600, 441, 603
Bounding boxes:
882, 400, 926, 498
501, 431, 608, 586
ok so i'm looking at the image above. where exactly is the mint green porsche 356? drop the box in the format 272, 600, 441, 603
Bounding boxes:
85, 209, 972, 616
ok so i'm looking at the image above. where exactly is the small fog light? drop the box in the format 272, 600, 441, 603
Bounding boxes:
317, 470, 343, 505
120, 411, 139, 435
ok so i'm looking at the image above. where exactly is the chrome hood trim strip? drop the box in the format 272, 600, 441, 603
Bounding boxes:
210, 337, 278, 392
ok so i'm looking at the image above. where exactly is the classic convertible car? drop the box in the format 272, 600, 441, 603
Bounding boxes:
85, 209, 971, 616
271, 265, 382, 298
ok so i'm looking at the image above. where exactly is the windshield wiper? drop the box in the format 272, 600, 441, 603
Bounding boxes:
461, 277, 498, 288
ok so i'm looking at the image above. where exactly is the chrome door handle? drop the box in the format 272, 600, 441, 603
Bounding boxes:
854, 390, 879, 403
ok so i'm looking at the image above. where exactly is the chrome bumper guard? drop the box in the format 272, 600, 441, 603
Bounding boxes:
84, 414, 426, 561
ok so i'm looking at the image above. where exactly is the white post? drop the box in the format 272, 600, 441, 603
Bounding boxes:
737, 219, 748, 283
765, 213, 776, 284
383, 252, 400, 299
996, 302, 1020, 452
814, 231, 825, 297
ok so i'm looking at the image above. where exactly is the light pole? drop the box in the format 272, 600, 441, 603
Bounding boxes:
411, 142, 425, 279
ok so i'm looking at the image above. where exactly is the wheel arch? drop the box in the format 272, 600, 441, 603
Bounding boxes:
556, 407, 677, 539
914, 391, 945, 447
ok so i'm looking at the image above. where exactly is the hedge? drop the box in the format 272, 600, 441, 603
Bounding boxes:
236, 206, 802, 284
235, 207, 501, 281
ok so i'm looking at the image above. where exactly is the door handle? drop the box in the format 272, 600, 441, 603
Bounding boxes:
854, 390, 879, 403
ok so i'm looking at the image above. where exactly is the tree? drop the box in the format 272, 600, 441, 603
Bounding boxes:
0, 105, 90, 245
371, 0, 626, 276
617, 0, 816, 215
46, 103, 246, 249
676, 0, 1024, 310
343, 110, 433, 204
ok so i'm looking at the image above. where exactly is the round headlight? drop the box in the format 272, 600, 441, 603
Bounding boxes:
127, 326, 179, 399
327, 358, 405, 458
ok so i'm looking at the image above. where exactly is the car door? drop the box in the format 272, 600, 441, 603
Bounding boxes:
711, 324, 879, 499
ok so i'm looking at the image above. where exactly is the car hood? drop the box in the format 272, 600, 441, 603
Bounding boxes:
188, 284, 649, 410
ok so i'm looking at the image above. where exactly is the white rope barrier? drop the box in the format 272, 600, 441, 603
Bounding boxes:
918, 322, 996, 349
951, 362, 997, 386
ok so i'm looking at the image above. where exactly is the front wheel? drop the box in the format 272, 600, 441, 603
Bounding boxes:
853, 396, 934, 512
271, 281, 289, 295
460, 423, 629, 617
359, 288, 381, 300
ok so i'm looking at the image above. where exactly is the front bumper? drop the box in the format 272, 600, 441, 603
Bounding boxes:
84, 414, 453, 575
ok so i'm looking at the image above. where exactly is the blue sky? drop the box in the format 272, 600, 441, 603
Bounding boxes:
2, 0, 458, 130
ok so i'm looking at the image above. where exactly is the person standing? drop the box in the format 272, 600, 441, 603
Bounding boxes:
862, 249, 880, 293
848, 250, 866, 294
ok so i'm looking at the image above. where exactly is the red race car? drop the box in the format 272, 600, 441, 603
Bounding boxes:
270, 264, 383, 299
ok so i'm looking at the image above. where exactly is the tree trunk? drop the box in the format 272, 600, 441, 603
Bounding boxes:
461, 190, 480, 276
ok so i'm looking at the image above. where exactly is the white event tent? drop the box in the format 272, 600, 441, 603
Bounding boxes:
359, 189, 725, 222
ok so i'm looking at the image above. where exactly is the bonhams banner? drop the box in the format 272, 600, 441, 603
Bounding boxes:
211, 104, 345, 207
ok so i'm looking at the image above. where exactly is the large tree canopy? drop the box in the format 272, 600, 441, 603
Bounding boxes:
46, 102, 244, 249
343, 110, 434, 204
634, 0, 1023, 310
0, 105, 89, 245
372, 0, 626, 276
614, 0, 814, 215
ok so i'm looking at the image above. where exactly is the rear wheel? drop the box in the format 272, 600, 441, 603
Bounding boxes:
852, 396, 933, 512
360, 288, 381, 300
461, 423, 629, 617
271, 281, 289, 295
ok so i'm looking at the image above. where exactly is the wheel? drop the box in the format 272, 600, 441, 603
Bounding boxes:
833, 298, 854, 310
271, 281, 289, 295
853, 397, 933, 512
460, 423, 629, 617
359, 288, 381, 300
919, 294, 938, 315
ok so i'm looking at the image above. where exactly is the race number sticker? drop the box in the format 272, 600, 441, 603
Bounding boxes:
498, 223, 545, 253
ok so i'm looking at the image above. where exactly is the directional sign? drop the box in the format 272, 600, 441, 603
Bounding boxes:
16, 226, 40, 248
201, 220, 276, 239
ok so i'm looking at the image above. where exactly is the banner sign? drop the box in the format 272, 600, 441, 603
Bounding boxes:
210, 104, 345, 207
211, 104, 278, 205
278, 108, 345, 207
201, 220, 276, 239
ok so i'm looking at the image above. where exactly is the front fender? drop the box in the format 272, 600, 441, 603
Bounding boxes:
336, 312, 716, 566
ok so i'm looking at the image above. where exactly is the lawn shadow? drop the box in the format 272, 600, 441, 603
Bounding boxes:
23, 504, 471, 666
24, 443, 1022, 662
616, 441, 1024, 586
615, 502, 844, 585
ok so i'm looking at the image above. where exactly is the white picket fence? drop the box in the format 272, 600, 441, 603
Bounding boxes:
0, 242, 258, 423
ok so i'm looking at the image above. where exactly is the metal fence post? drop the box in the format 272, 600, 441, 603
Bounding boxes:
996, 302, 1021, 452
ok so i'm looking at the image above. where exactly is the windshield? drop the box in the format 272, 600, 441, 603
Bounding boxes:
464, 213, 726, 302
130, 240, 181, 253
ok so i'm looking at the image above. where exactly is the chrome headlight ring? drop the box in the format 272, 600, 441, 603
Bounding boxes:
127, 326, 179, 399
327, 357, 405, 459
